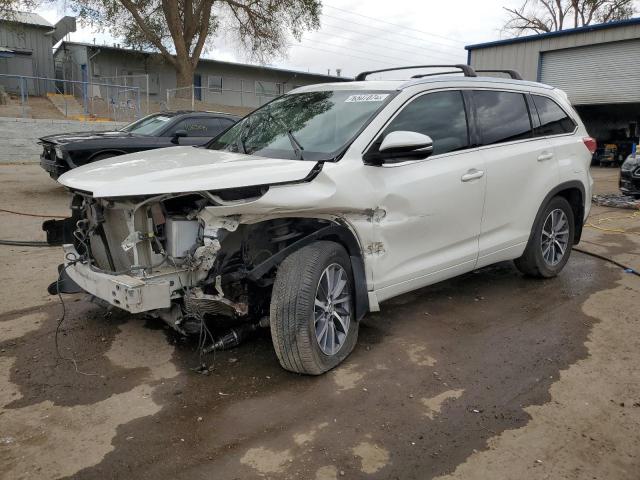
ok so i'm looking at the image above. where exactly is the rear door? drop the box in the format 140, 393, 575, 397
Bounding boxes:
529, 93, 580, 181
474, 89, 559, 268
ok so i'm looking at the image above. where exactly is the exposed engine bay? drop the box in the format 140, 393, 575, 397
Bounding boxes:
52, 187, 360, 348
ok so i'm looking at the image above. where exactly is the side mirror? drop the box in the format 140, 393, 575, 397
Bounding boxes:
171, 129, 188, 143
378, 131, 433, 162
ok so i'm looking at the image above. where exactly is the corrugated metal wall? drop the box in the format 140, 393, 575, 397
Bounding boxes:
468, 22, 640, 89
540, 39, 640, 104
0, 22, 54, 94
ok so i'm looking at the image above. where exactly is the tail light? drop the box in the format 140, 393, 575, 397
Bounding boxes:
583, 137, 597, 154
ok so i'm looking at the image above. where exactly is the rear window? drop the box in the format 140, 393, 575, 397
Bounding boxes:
474, 91, 532, 145
532, 95, 576, 136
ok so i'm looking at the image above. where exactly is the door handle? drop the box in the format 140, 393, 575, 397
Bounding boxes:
461, 169, 485, 182
537, 152, 554, 162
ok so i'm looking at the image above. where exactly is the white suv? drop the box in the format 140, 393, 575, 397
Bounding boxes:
51, 65, 595, 375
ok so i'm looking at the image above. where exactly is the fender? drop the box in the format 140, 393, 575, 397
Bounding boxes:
246, 224, 369, 321
527, 180, 586, 247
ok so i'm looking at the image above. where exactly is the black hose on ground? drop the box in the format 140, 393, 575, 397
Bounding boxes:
0, 207, 66, 219
574, 247, 640, 277
0, 239, 52, 247
0, 207, 64, 246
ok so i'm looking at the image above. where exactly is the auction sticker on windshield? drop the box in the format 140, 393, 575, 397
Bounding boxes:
345, 94, 389, 102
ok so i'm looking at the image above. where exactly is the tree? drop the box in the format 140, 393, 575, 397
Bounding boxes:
0, 0, 42, 19
503, 0, 636, 35
1, 0, 321, 90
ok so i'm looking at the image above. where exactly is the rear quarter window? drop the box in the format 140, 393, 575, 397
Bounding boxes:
531, 95, 576, 136
474, 90, 532, 145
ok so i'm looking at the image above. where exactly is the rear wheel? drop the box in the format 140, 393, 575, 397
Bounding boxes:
270, 241, 358, 375
515, 196, 575, 278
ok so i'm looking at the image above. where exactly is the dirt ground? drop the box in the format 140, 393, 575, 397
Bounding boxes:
0, 164, 639, 480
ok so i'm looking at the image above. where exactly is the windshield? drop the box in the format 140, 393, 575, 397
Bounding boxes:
120, 113, 174, 135
208, 90, 393, 161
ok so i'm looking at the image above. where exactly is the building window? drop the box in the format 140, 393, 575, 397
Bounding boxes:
208, 75, 223, 93
255, 81, 282, 96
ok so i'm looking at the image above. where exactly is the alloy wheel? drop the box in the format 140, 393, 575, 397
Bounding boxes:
541, 208, 570, 266
314, 263, 351, 356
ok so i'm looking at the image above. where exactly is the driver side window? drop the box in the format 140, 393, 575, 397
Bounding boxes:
380, 90, 469, 156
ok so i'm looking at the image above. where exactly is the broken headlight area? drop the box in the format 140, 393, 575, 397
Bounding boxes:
50, 189, 333, 350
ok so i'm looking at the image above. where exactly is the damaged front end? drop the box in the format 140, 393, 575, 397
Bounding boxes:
47, 186, 362, 341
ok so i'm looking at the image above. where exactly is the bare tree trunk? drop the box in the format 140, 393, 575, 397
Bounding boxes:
175, 59, 195, 98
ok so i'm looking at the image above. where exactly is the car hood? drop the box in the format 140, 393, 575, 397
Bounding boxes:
58, 146, 317, 197
40, 130, 137, 145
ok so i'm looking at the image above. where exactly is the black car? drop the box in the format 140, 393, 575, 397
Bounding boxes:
39, 111, 240, 179
620, 153, 640, 198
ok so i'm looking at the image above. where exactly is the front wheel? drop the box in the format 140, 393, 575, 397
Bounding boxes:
89, 152, 117, 163
515, 196, 575, 278
270, 241, 358, 375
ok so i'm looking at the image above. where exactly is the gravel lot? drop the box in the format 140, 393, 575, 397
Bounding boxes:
0, 164, 639, 480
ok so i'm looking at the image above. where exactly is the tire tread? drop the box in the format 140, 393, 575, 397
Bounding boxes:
270, 241, 356, 375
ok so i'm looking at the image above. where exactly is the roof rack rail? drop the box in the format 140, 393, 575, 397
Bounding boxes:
474, 69, 523, 80
411, 71, 464, 78
354, 64, 477, 81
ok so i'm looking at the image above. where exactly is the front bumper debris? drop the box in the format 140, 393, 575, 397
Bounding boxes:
63, 244, 174, 313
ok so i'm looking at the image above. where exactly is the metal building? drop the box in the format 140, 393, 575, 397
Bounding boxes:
0, 12, 75, 93
466, 18, 640, 161
54, 41, 345, 113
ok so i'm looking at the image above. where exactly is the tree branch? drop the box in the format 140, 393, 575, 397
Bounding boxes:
190, 0, 214, 68
119, 0, 177, 66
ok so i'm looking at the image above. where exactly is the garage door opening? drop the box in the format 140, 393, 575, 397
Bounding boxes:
575, 103, 640, 165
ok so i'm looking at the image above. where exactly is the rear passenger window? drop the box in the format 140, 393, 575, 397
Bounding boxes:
474, 91, 532, 145
382, 90, 469, 156
532, 95, 576, 136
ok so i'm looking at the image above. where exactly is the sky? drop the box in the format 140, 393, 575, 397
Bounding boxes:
34, 0, 616, 78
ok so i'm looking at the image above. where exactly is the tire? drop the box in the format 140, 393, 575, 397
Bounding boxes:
90, 153, 117, 163
270, 241, 358, 375
514, 196, 575, 278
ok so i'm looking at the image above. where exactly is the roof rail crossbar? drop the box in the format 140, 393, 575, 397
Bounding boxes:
354, 64, 477, 81
411, 71, 463, 78
474, 69, 523, 80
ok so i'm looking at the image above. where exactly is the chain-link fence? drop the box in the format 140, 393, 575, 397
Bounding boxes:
0, 74, 141, 122
97, 74, 153, 114
165, 77, 289, 116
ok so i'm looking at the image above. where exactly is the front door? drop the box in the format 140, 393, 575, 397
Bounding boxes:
364, 90, 486, 301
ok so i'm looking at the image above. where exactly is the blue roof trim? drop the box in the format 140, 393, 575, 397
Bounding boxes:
465, 16, 640, 50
